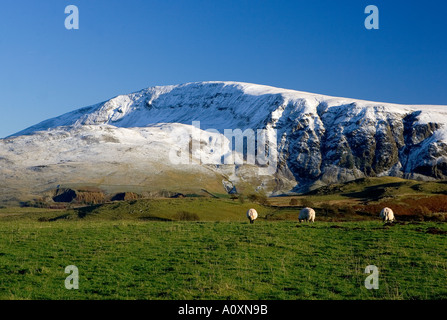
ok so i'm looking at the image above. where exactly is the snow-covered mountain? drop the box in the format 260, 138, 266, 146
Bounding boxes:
2, 81, 447, 203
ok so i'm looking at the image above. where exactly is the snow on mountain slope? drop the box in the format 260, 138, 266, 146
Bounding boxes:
0, 123, 258, 204
13, 82, 293, 135
13, 81, 447, 137
2, 81, 447, 203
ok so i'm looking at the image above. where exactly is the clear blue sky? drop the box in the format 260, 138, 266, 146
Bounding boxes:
1, 0, 446, 137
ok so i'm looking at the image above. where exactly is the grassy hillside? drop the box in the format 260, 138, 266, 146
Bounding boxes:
0, 177, 446, 300
0, 198, 268, 222
4, 176, 447, 223
268, 177, 447, 221
270, 177, 447, 206
0, 219, 445, 300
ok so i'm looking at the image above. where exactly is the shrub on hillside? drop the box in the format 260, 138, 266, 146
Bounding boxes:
247, 192, 269, 205
414, 205, 431, 221
344, 206, 356, 216
422, 211, 446, 222
301, 199, 314, 208
320, 203, 332, 216
175, 211, 200, 221
289, 198, 299, 206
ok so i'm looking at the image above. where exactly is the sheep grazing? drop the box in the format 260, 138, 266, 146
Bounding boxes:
246, 208, 258, 224
299, 207, 315, 223
380, 207, 395, 222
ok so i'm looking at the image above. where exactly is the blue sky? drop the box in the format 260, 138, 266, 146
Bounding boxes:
0, 0, 446, 137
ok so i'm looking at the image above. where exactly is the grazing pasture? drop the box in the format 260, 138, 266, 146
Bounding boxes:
0, 203, 445, 300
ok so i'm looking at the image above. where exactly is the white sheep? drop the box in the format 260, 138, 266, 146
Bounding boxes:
299, 207, 315, 223
380, 207, 395, 222
246, 208, 258, 224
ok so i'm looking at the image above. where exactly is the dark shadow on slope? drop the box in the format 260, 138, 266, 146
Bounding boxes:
75, 204, 102, 219
53, 189, 77, 203
139, 216, 172, 222
38, 214, 71, 222
342, 182, 409, 201
410, 182, 447, 195
49, 214, 71, 221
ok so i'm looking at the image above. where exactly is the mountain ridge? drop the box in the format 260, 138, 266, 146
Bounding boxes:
2, 81, 447, 204
13, 81, 447, 137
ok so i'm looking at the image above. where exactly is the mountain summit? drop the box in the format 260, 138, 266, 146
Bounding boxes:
2, 81, 447, 203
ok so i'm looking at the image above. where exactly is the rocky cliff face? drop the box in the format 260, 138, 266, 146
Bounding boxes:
276, 101, 447, 191
1, 81, 447, 202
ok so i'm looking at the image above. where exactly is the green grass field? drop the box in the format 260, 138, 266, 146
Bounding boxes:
0, 208, 446, 300
1, 177, 446, 300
